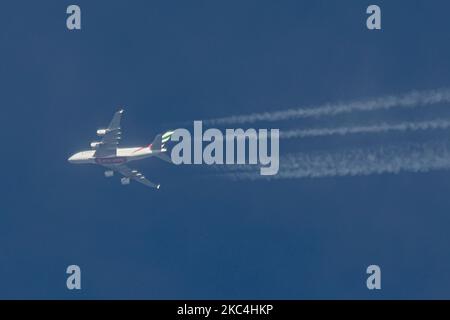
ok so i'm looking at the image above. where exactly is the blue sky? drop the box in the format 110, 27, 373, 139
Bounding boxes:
1, 0, 450, 299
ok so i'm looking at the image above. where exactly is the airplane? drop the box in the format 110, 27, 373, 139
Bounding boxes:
68, 109, 173, 189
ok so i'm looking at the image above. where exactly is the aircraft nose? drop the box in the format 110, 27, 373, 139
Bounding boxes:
68, 155, 75, 163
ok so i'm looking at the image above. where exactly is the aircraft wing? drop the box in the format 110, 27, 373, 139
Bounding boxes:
94, 109, 124, 157
103, 163, 160, 189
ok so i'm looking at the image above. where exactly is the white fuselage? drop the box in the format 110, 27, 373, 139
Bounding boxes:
68, 146, 163, 165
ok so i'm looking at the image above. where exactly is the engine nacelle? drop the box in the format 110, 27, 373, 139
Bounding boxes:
104, 170, 114, 178
120, 178, 130, 185
121, 177, 130, 185
97, 129, 107, 136
90, 141, 102, 149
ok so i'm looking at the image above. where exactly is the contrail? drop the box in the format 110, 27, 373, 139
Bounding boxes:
280, 119, 450, 139
188, 118, 450, 142
221, 141, 450, 180
205, 88, 450, 125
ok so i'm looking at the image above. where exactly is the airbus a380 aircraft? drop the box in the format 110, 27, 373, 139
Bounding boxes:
68, 109, 173, 189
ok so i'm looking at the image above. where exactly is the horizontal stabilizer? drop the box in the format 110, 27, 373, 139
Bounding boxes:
156, 152, 173, 164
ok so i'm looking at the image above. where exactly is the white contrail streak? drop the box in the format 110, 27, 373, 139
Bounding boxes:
280, 119, 450, 139
192, 119, 450, 143
205, 88, 450, 125
222, 141, 450, 180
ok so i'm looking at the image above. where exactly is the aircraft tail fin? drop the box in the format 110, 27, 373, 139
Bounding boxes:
150, 130, 174, 151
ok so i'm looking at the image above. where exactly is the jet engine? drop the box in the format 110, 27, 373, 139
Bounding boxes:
121, 177, 130, 185
90, 141, 102, 149
97, 129, 107, 136
104, 170, 114, 178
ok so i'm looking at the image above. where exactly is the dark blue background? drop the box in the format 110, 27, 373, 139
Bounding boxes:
1, 0, 450, 299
